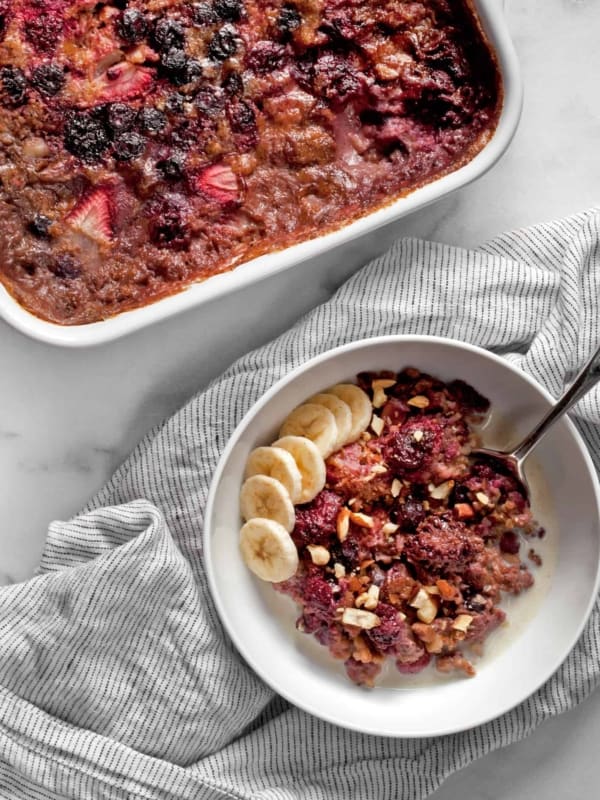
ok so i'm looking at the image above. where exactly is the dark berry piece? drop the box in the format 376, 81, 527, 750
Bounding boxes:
113, 131, 146, 161
24, 8, 63, 56
165, 92, 185, 114
50, 254, 81, 280
213, 0, 243, 22
208, 26, 237, 61
63, 111, 110, 163
277, 4, 301, 40
28, 214, 52, 238
192, 2, 217, 25
152, 17, 185, 51
137, 107, 168, 134
390, 499, 426, 531
182, 59, 203, 85
116, 8, 149, 43
227, 98, 257, 149
246, 41, 286, 73
194, 85, 224, 117
222, 71, 243, 96
156, 151, 185, 180
106, 102, 137, 134
30, 63, 66, 97
149, 196, 189, 249
499, 531, 520, 555
161, 47, 187, 74
0, 66, 27, 107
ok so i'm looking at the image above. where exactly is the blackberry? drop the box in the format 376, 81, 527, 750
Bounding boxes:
30, 64, 66, 97
194, 85, 224, 117
50, 254, 81, 280
28, 214, 52, 239
165, 92, 185, 114
106, 102, 137, 134
161, 47, 187, 74
63, 111, 110, 162
0, 66, 27, 107
149, 197, 189, 249
113, 131, 146, 161
208, 26, 237, 61
213, 0, 243, 22
222, 71, 243, 96
116, 9, 149, 43
137, 107, 168, 134
181, 59, 203, 85
277, 4, 301, 40
246, 41, 285, 73
156, 151, 185, 180
152, 17, 185, 51
192, 3, 217, 25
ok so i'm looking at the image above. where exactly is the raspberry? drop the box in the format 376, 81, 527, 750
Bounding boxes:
246, 41, 286, 73
292, 490, 342, 548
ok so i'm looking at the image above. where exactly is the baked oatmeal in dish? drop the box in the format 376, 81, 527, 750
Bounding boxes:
240, 368, 544, 687
0, 1, 500, 324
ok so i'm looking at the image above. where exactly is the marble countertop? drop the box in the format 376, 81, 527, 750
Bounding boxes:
1, 0, 599, 796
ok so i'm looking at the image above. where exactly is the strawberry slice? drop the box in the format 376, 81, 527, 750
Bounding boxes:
95, 62, 154, 104
194, 163, 241, 207
66, 186, 114, 244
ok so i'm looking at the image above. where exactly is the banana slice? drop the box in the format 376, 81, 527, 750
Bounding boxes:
327, 383, 372, 443
272, 435, 326, 504
240, 475, 295, 532
278, 402, 338, 457
240, 518, 299, 582
245, 446, 303, 503
308, 393, 352, 451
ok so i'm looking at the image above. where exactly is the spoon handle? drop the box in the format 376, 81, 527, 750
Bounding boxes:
513, 342, 600, 463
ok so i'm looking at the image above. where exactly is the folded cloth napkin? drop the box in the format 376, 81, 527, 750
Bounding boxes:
1, 208, 600, 800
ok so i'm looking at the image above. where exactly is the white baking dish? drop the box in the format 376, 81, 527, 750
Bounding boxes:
0, 0, 522, 347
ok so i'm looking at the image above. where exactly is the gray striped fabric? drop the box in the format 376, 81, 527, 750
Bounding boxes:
1, 208, 600, 800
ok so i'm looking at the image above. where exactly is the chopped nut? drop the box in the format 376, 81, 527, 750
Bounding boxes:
370, 415, 384, 436
428, 480, 454, 500
424, 585, 440, 595
371, 379, 396, 409
360, 431, 372, 441
307, 544, 330, 566
349, 511, 374, 528
407, 395, 430, 409
454, 502, 474, 520
364, 584, 380, 610
333, 562, 346, 579
337, 507, 350, 542
347, 497, 359, 508
475, 491, 490, 506
391, 478, 402, 497
342, 608, 381, 630
381, 521, 400, 535
370, 462, 387, 475
410, 587, 439, 624
425, 633, 444, 654
452, 614, 474, 633
412, 429, 424, 442
355, 591, 369, 608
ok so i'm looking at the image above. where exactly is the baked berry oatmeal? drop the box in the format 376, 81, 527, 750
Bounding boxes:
239, 369, 544, 687
0, 1, 500, 324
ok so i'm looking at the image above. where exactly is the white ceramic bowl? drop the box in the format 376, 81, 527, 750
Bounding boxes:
205, 336, 600, 737
0, 0, 522, 347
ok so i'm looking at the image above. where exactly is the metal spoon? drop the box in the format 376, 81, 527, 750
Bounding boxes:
471, 342, 600, 499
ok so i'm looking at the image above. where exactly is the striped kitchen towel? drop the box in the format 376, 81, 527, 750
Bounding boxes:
1, 208, 599, 800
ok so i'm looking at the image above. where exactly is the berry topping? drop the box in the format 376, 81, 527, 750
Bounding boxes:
152, 17, 185, 51
137, 106, 167, 134
30, 64, 66, 97
165, 92, 185, 114
28, 214, 52, 238
160, 47, 187, 74
227, 99, 258, 149
213, 0, 243, 22
63, 111, 110, 163
246, 41, 286, 73
208, 26, 237, 61
95, 62, 154, 104
192, 2, 217, 25
222, 71, 243, 96
49, 254, 81, 280
276, 4, 301, 40
0, 66, 27, 107
106, 102, 137, 134
22, 1, 63, 55
66, 186, 114, 244
113, 131, 146, 161
116, 8, 149, 44
156, 151, 185, 180
148, 195, 189, 249
194, 162, 241, 206
194, 85, 224, 117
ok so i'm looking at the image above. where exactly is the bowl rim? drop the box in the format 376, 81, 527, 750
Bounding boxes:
204, 334, 600, 737
0, 0, 523, 347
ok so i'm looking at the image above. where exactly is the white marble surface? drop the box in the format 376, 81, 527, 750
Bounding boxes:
1, 0, 599, 795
